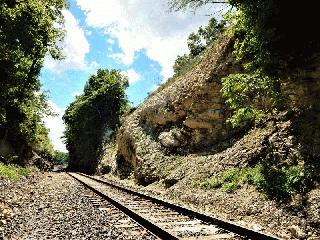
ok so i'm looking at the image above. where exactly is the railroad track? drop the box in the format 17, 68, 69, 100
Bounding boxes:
68, 172, 281, 240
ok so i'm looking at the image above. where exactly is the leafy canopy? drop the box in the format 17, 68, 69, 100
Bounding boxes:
168, 0, 227, 12
63, 69, 129, 174
171, 0, 320, 127
173, 17, 225, 76
222, 0, 319, 126
0, 0, 67, 163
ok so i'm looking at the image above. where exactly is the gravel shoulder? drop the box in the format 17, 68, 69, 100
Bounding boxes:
0, 172, 156, 240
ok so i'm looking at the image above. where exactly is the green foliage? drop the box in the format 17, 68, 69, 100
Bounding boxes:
220, 1, 319, 127
173, 17, 225, 76
192, 177, 222, 189
53, 151, 69, 165
192, 164, 314, 199
189, 17, 225, 58
172, 54, 192, 76
242, 166, 262, 185
0, 0, 67, 163
172, 1, 319, 127
221, 72, 285, 127
286, 166, 314, 193
223, 181, 240, 193
221, 167, 239, 182
168, 0, 226, 12
63, 69, 129, 174
248, 164, 315, 200
0, 163, 31, 180
221, 168, 241, 193
229, 0, 319, 75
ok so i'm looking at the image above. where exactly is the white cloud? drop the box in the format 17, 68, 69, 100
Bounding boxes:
44, 10, 90, 73
89, 60, 100, 69
76, 0, 222, 78
121, 68, 141, 84
107, 38, 115, 45
44, 101, 67, 152
72, 91, 82, 97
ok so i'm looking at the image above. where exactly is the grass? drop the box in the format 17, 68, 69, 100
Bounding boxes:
223, 182, 240, 193
192, 177, 222, 190
222, 168, 240, 183
0, 163, 31, 180
191, 164, 315, 199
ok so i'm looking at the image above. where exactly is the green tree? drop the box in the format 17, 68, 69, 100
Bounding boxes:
188, 17, 225, 57
173, 17, 225, 75
222, 1, 320, 126
229, 0, 320, 75
63, 69, 129, 174
0, 0, 67, 164
168, 0, 227, 12
171, 0, 320, 127
54, 150, 69, 165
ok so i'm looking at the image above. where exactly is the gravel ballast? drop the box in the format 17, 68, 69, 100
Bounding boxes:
1, 172, 157, 240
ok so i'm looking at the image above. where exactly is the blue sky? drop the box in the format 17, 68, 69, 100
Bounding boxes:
42, 0, 225, 152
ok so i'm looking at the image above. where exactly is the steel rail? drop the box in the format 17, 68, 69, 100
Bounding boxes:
73, 172, 281, 240
68, 172, 178, 239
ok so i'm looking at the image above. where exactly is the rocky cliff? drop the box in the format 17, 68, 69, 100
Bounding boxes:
99, 34, 320, 238
101, 35, 320, 184
110, 37, 235, 182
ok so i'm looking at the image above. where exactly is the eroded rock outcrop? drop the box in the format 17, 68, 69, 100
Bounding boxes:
101, 36, 320, 186
112, 37, 241, 182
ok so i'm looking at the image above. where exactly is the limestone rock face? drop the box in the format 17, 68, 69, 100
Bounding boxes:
106, 35, 320, 186
158, 132, 181, 148
282, 73, 320, 109
114, 37, 239, 182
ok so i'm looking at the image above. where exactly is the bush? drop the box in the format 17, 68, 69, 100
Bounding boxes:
200, 177, 222, 189
192, 164, 315, 199
286, 165, 314, 194
222, 168, 240, 183
0, 163, 31, 180
242, 166, 263, 185
243, 164, 314, 200
221, 72, 285, 127
191, 177, 222, 190
223, 182, 240, 193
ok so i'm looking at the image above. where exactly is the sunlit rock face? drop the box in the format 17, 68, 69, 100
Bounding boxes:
114, 37, 241, 182
102, 36, 320, 185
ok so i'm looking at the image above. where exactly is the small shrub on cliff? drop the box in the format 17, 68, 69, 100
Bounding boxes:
192, 164, 314, 199
242, 164, 314, 200
221, 72, 285, 127
191, 178, 221, 190
221, 168, 242, 193
223, 182, 240, 193
200, 178, 222, 189
221, 167, 240, 182
252, 163, 315, 200
242, 166, 262, 185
